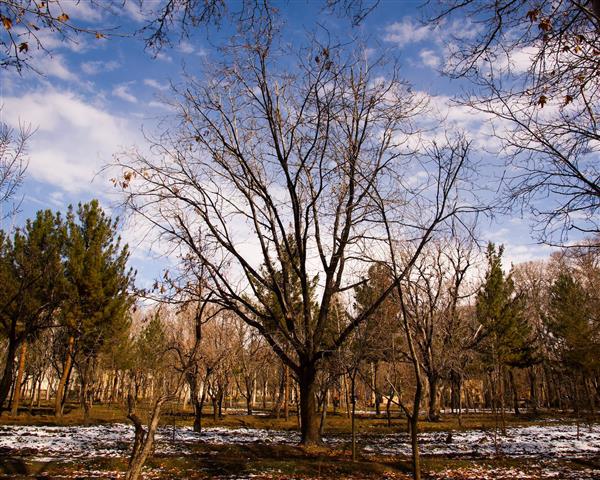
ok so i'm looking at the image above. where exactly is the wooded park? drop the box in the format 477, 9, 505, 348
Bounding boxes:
1, 0, 599, 479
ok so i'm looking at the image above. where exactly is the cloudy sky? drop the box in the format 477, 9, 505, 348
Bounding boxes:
0, 0, 555, 287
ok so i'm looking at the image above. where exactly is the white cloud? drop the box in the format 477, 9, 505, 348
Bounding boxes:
143, 78, 169, 91
155, 52, 173, 63
34, 54, 77, 81
113, 84, 138, 103
383, 18, 431, 48
419, 49, 440, 69
81, 60, 120, 75
1, 89, 140, 194
178, 41, 195, 54
122, 1, 150, 23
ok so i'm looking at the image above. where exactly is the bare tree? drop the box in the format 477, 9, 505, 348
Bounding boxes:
114, 22, 476, 443
431, 0, 600, 246
374, 137, 476, 480
0, 121, 30, 219
401, 235, 476, 422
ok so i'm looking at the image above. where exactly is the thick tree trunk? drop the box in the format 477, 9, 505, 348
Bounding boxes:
212, 397, 218, 421
298, 363, 320, 445
10, 341, 27, 416
55, 336, 75, 417
0, 338, 19, 412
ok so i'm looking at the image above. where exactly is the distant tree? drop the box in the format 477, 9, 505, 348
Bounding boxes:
546, 270, 599, 414
125, 310, 183, 480
0, 209, 65, 412
54, 200, 134, 421
475, 243, 536, 428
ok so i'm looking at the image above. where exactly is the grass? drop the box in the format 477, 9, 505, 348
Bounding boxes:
0, 401, 577, 434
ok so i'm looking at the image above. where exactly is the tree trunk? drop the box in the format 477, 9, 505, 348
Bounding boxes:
0, 337, 19, 412
81, 379, 92, 425
351, 371, 357, 461
409, 409, 421, 480
212, 397, 218, 421
55, 335, 75, 417
319, 388, 328, 438
528, 367, 538, 415
509, 368, 520, 416
386, 393, 392, 427
427, 374, 440, 421
10, 341, 27, 416
284, 365, 289, 421
298, 363, 320, 445
125, 395, 165, 480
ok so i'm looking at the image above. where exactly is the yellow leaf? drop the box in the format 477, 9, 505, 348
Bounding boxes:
95, 32, 105, 39
57, 12, 69, 22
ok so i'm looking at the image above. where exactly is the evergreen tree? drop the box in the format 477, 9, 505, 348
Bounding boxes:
476, 243, 535, 370
0, 210, 65, 411
547, 272, 599, 375
476, 243, 536, 422
55, 200, 134, 421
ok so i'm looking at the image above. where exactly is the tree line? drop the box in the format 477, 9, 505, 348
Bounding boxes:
1, 201, 599, 479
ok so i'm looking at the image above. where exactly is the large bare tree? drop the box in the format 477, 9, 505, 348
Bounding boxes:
114, 25, 476, 443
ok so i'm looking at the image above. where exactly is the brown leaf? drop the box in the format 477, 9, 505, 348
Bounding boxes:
564, 94, 573, 105
18, 42, 28, 52
526, 8, 540, 22
537, 95, 547, 107
1, 16, 13, 30
95, 32, 105, 39
539, 18, 552, 32
57, 12, 69, 22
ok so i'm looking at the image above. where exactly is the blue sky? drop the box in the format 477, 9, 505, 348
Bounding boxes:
0, 0, 556, 288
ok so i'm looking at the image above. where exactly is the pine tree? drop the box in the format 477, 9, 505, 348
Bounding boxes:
0, 210, 65, 411
547, 272, 599, 375
476, 243, 536, 424
55, 200, 134, 421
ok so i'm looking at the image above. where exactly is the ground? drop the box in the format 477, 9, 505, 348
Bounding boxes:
0, 405, 599, 479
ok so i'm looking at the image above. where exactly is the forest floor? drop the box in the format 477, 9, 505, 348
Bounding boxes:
1, 406, 599, 479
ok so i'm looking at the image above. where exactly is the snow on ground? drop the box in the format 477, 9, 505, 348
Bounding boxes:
0, 422, 598, 462
359, 424, 600, 458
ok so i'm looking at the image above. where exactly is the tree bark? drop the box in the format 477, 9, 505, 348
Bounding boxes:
351, 371, 357, 461
125, 395, 165, 480
509, 368, 520, 416
284, 365, 289, 421
528, 367, 538, 415
0, 337, 19, 412
55, 336, 75, 417
10, 341, 27, 416
298, 363, 320, 445
427, 374, 440, 421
